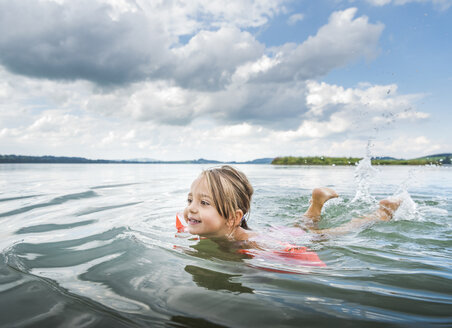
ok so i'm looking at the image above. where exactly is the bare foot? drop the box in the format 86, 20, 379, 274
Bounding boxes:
311, 187, 339, 206
304, 187, 339, 222
376, 198, 402, 221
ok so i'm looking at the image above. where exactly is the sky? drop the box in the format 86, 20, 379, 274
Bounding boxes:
0, 0, 451, 161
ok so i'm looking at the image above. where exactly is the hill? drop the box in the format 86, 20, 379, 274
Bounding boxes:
0, 155, 117, 164
0, 154, 273, 165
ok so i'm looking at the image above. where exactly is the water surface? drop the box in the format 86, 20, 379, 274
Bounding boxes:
1, 163, 451, 327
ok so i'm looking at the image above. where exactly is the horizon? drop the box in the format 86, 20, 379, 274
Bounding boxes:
2, 152, 451, 163
0, 1, 451, 161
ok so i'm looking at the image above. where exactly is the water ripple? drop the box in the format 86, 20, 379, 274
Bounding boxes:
16, 220, 96, 234
0, 190, 98, 218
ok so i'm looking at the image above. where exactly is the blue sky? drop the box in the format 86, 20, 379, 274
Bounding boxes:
0, 0, 450, 161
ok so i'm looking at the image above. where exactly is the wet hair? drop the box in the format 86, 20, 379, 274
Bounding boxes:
200, 165, 254, 230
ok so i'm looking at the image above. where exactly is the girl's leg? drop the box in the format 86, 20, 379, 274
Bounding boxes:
312, 198, 402, 235
302, 187, 338, 228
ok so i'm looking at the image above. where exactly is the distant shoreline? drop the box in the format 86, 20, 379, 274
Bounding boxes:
272, 155, 451, 166
0, 154, 273, 165
1, 154, 451, 165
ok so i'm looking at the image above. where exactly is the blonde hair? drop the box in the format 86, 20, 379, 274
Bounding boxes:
200, 165, 254, 229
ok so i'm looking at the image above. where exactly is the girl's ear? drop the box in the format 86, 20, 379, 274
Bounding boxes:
232, 209, 244, 227
226, 209, 244, 227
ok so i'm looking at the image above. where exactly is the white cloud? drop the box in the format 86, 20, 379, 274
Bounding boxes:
248, 80, 430, 143
0, 0, 173, 85
252, 8, 384, 82
397, 110, 430, 120
0, 0, 284, 86
35, 0, 285, 33
366, 0, 392, 5
371, 136, 442, 158
287, 13, 304, 25
232, 55, 280, 85
215, 123, 255, 138
365, 0, 452, 10
305, 81, 427, 122
171, 27, 265, 90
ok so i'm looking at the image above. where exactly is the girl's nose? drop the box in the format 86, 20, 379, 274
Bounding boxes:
188, 202, 198, 213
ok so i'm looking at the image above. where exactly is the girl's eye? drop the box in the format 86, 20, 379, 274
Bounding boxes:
187, 198, 192, 204
201, 200, 210, 206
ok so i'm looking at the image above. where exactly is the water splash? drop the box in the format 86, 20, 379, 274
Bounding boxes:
351, 142, 378, 205
392, 190, 418, 221
394, 167, 421, 194
390, 168, 422, 221
350, 142, 422, 221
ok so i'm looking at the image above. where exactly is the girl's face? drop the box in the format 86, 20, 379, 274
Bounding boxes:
183, 176, 231, 237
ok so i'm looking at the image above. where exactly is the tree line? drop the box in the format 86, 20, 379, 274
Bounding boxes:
272, 155, 451, 166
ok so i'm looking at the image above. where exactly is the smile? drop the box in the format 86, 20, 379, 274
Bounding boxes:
188, 218, 201, 225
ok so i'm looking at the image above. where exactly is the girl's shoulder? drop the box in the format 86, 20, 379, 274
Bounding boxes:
234, 227, 258, 241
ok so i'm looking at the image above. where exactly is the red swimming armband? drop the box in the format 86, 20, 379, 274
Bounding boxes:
176, 213, 186, 233
238, 244, 326, 271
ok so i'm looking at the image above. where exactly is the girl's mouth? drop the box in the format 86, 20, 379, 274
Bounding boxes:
188, 218, 201, 225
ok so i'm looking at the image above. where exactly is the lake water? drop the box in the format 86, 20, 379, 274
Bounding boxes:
0, 163, 451, 327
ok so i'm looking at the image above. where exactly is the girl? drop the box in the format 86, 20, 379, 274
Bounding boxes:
182, 165, 401, 241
